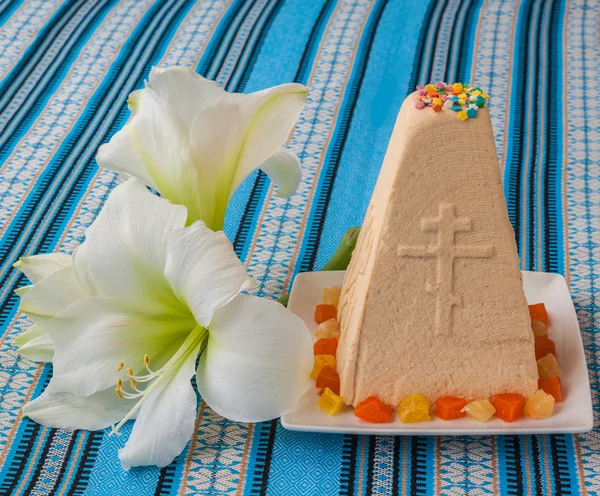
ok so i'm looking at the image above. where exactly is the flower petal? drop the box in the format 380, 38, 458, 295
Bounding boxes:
260, 149, 302, 198
24, 387, 137, 430
14, 253, 72, 284
119, 331, 201, 469
190, 83, 307, 201
196, 294, 313, 422
74, 178, 188, 314
19, 264, 87, 327
46, 296, 194, 396
15, 324, 54, 362
164, 221, 250, 327
148, 67, 225, 130
96, 91, 206, 225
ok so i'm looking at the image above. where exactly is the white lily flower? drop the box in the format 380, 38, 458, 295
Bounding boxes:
16, 179, 313, 469
96, 67, 308, 231
13, 253, 86, 362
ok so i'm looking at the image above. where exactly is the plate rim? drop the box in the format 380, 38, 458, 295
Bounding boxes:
281, 270, 594, 436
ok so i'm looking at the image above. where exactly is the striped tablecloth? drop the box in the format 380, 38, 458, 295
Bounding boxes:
0, 0, 598, 494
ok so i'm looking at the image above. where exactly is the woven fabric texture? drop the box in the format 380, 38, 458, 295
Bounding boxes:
0, 0, 598, 494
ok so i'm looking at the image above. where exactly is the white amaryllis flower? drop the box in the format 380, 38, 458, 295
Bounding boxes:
15, 179, 313, 469
96, 66, 308, 231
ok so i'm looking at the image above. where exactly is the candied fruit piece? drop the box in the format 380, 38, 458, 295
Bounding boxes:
461, 399, 496, 422
529, 303, 549, 325
313, 338, 338, 357
322, 286, 341, 307
535, 336, 557, 360
318, 387, 345, 416
537, 353, 561, 379
354, 396, 393, 423
315, 318, 340, 339
398, 394, 431, 423
531, 319, 547, 337
315, 304, 337, 324
491, 393, 525, 422
311, 355, 336, 380
525, 390, 555, 419
539, 377, 563, 402
316, 366, 340, 395
435, 397, 468, 420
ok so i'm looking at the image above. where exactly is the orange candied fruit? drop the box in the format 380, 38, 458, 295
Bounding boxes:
538, 377, 563, 402
529, 303, 549, 326
435, 396, 468, 421
354, 396, 393, 423
315, 304, 337, 324
316, 366, 340, 395
491, 393, 525, 422
311, 354, 336, 381
313, 338, 338, 357
535, 336, 557, 361
315, 318, 340, 339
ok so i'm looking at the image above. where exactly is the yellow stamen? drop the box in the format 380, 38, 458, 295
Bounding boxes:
115, 378, 124, 399
117, 362, 124, 372
129, 378, 136, 390
126, 367, 134, 377
143, 354, 150, 367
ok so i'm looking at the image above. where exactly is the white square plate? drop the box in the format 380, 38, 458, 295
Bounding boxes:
281, 270, 593, 435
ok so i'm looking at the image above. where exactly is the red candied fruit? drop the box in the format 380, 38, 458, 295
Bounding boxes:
314, 304, 337, 324
316, 366, 340, 395
354, 396, 393, 423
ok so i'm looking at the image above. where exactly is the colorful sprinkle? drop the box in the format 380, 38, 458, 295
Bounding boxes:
413, 82, 489, 120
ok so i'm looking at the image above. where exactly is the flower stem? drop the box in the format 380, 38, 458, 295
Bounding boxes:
278, 226, 361, 307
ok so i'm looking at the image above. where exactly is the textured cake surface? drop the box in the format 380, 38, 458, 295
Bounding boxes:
337, 92, 538, 407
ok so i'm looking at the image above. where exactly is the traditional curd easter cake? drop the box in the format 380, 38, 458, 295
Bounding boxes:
335, 83, 539, 409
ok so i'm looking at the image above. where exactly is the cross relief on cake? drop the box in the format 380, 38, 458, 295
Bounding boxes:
397, 203, 494, 336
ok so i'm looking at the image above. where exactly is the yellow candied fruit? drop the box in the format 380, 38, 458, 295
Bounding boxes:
471, 90, 482, 96
425, 84, 437, 92
531, 319, 547, 337
397, 394, 431, 423
318, 387, 345, 416
311, 354, 336, 380
458, 98, 465, 106
452, 82, 463, 93
458, 93, 467, 99
322, 286, 341, 307
481, 93, 489, 99
537, 353, 561, 379
461, 399, 496, 422
524, 389, 555, 419
432, 97, 443, 106
458, 111, 468, 121
315, 318, 340, 339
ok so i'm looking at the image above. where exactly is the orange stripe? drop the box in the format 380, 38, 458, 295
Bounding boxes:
13, 426, 49, 494
523, 436, 533, 496
178, 401, 207, 495
0, 364, 43, 471
56, 434, 88, 496
234, 423, 254, 496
